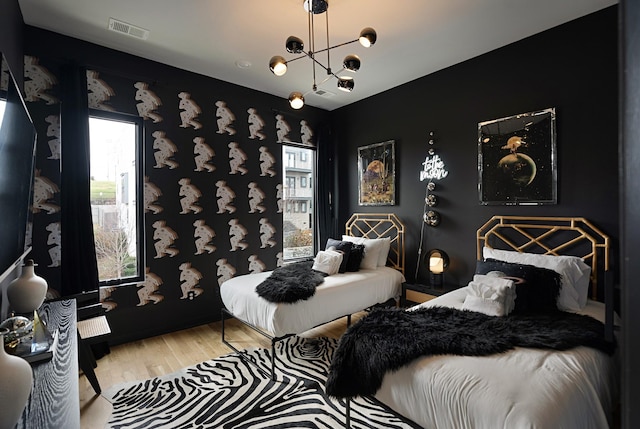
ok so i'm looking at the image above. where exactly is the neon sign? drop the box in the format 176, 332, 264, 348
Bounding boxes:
420, 154, 448, 182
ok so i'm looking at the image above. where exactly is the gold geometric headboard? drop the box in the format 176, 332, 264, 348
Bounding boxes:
477, 216, 610, 299
345, 213, 405, 275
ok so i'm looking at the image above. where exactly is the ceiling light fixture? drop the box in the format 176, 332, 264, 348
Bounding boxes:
269, 0, 377, 109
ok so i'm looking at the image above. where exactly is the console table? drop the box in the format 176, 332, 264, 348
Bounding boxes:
16, 299, 80, 429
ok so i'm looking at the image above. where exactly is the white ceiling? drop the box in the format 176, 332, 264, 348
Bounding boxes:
18, 0, 617, 111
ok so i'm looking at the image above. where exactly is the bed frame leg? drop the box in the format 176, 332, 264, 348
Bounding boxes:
271, 340, 277, 381
221, 307, 281, 380
221, 309, 226, 343
345, 397, 351, 428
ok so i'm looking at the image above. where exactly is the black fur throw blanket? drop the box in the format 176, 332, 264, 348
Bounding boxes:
255, 260, 326, 303
326, 306, 616, 398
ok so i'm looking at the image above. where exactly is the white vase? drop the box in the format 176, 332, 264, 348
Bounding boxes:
7, 259, 48, 314
0, 328, 33, 429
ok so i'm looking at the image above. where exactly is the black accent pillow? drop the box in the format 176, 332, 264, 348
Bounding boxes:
475, 259, 562, 314
345, 244, 365, 272
325, 239, 353, 273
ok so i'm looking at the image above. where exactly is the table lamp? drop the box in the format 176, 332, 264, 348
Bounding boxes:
426, 249, 449, 289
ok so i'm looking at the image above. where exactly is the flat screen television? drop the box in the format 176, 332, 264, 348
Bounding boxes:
0, 56, 37, 284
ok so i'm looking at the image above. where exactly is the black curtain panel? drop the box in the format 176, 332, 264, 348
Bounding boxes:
60, 62, 99, 296
316, 123, 337, 247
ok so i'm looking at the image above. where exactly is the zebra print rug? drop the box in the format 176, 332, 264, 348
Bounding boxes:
103, 336, 420, 429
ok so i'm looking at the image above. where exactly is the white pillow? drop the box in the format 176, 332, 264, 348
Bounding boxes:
376, 237, 391, 267
342, 235, 383, 270
483, 247, 591, 311
312, 250, 343, 276
462, 295, 506, 317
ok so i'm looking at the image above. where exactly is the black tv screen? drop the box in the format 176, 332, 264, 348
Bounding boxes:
0, 63, 37, 283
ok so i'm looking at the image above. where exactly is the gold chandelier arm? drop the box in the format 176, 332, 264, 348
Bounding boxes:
313, 39, 360, 54
284, 54, 310, 64
304, 52, 342, 82
309, 7, 317, 89
282, 38, 359, 64
325, 5, 331, 73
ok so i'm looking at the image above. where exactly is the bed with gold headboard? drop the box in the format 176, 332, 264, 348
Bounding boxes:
328, 216, 618, 429
220, 213, 406, 377
477, 216, 610, 299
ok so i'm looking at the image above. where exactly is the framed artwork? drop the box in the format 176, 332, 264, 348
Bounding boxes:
358, 140, 396, 206
478, 108, 557, 205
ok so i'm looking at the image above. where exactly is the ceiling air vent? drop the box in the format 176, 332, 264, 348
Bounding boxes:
108, 18, 150, 40
314, 89, 335, 97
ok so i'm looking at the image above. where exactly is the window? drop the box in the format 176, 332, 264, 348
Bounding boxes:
282, 145, 315, 261
286, 151, 296, 168
89, 112, 143, 285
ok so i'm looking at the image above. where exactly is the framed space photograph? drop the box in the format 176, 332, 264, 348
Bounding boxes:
358, 140, 396, 206
478, 108, 557, 205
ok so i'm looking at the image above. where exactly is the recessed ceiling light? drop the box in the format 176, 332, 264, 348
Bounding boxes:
235, 60, 252, 69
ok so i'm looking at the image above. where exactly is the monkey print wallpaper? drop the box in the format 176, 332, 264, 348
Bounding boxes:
21, 44, 326, 341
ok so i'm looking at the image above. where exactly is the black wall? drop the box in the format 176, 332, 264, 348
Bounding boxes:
331, 7, 619, 288
23, 27, 330, 343
0, 0, 24, 89
0, 0, 27, 321
620, 1, 640, 427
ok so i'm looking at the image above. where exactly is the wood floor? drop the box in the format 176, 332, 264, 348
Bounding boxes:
78, 312, 363, 429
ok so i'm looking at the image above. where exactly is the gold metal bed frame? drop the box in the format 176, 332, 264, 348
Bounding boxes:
477, 215, 614, 345
477, 216, 610, 300
345, 213, 405, 275
221, 213, 405, 380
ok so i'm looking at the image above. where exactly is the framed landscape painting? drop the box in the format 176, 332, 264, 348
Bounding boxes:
478, 108, 557, 205
358, 140, 395, 206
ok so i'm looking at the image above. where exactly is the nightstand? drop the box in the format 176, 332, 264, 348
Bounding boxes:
401, 282, 459, 307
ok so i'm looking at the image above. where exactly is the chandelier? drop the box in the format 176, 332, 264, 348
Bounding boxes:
269, 0, 377, 109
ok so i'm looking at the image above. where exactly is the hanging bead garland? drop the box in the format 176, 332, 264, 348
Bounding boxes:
420, 131, 448, 227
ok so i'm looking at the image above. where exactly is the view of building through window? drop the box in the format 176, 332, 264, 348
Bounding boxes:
89, 116, 141, 284
282, 145, 314, 260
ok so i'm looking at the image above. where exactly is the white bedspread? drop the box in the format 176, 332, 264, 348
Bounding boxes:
220, 266, 404, 338
375, 287, 619, 429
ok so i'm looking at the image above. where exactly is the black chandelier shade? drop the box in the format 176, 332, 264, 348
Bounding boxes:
337, 77, 354, 92
286, 36, 305, 54
269, 55, 287, 76
359, 27, 377, 48
269, 0, 376, 109
288, 92, 305, 110
343, 54, 361, 72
